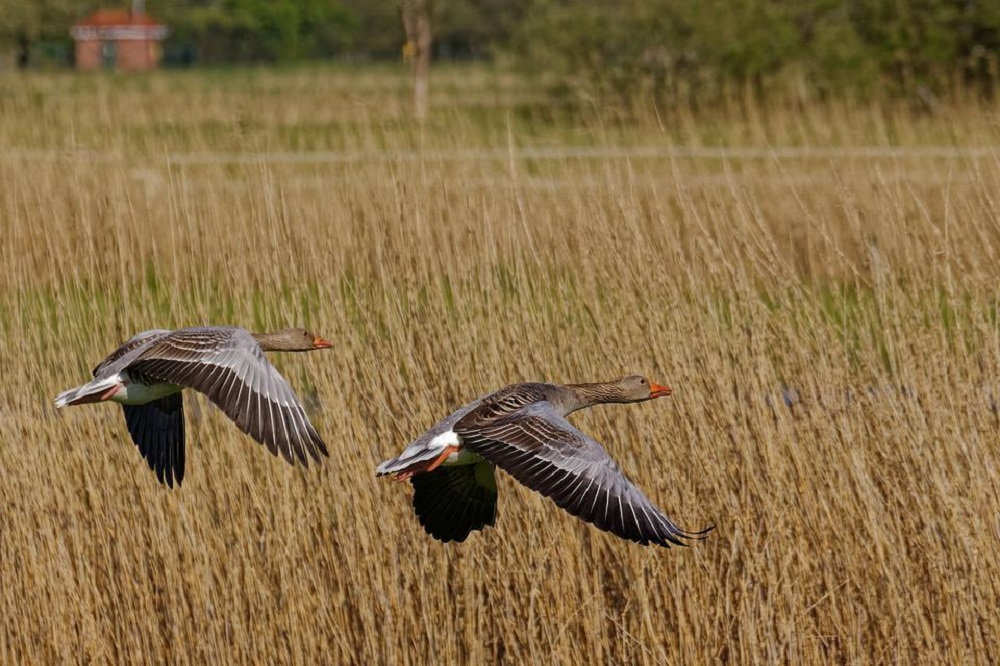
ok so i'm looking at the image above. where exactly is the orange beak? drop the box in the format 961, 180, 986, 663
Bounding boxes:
649, 382, 672, 398
313, 336, 333, 349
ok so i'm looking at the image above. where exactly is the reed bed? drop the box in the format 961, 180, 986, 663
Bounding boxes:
1, 67, 999, 664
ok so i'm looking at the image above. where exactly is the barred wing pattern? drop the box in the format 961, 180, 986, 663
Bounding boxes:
128, 328, 328, 465
93, 329, 172, 379
457, 402, 712, 547
467, 383, 550, 422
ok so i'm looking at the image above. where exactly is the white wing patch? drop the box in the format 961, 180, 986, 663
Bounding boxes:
428, 429, 461, 450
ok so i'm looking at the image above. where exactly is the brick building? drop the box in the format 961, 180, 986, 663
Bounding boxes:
71, 8, 168, 71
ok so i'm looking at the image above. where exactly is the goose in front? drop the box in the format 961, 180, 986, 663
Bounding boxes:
376, 375, 713, 547
55, 326, 332, 487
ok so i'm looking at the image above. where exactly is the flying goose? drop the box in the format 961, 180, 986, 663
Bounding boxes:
55, 326, 332, 487
377, 375, 713, 546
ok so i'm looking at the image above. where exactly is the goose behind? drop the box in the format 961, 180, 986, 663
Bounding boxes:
55, 325, 333, 487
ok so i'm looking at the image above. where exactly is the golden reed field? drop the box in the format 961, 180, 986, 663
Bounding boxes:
2, 67, 1000, 663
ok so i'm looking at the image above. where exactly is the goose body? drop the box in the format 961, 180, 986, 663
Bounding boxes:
377, 375, 713, 547
55, 326, 332, 487
106, 374, 183, 405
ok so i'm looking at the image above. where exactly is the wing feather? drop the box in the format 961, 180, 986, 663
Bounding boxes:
126, 327, 328, 465
410, 463, 498, 543
92, 330, 173, 379
121, 393, 185, 488
457, 402, 711, 547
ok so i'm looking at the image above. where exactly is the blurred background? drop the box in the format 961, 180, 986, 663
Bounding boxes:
3, 0, 999, 106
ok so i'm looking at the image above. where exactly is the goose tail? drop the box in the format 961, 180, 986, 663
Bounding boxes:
54, 376, 121, 408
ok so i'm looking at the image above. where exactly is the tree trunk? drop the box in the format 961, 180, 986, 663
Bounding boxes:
401, 0, 432, 120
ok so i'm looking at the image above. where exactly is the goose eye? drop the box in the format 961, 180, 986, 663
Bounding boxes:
640, 378, 646, 384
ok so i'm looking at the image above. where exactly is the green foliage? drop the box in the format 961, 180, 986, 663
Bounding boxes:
510, 0, 1000, 101
3, 0, 998, 102
432, 0, 531, 58
158, 0, 358, 63
0, 0, 83, 42
1, 0, 530, 66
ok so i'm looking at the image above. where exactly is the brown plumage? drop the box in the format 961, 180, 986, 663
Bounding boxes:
54, 326, 332, 487
377, 375, 714, 547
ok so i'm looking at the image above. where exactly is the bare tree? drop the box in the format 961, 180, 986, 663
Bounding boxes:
400, 0, 432, 119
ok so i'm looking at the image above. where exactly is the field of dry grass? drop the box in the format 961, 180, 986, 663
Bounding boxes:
2, 66, 1000, 663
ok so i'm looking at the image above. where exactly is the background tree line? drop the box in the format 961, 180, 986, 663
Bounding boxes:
2, 0, 998, 98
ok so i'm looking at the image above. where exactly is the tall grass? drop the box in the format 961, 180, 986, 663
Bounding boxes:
2, 66, 999, 663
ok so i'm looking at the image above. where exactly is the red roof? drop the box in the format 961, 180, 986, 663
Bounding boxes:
75, 10, 164, 28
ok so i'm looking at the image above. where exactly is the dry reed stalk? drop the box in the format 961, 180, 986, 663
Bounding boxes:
1, 67, 999, 664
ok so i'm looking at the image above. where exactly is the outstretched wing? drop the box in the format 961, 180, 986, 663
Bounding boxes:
376, 383, 549, 477
457, 402, 712, 547
121, 394, 185, 488
93, 330, 172, 378
410, 463, 498, 543
126, 327, 328, 466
